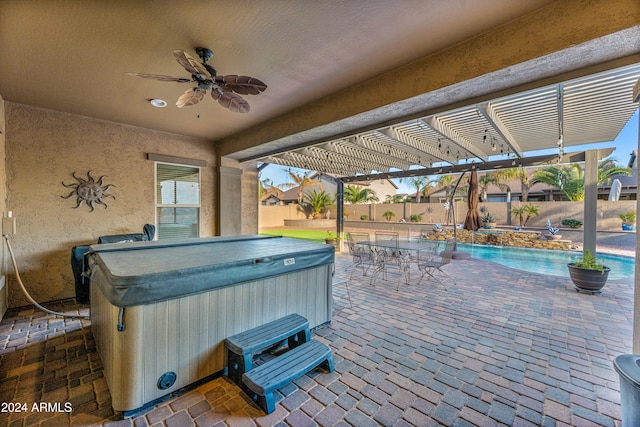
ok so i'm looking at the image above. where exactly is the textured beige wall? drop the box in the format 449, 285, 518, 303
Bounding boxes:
261, 200, 638, 230
5, 103, 216, 307
0, 96, 7, 318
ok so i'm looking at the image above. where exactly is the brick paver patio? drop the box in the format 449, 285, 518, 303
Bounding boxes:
0, 251, 634, 426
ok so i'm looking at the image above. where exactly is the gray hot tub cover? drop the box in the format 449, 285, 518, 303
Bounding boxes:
89, 235, 335, 307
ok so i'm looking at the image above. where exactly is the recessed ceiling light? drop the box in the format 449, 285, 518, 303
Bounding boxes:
150, 98, 167, 108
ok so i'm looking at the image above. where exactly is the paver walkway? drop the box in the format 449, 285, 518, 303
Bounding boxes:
0, 250, 634, 426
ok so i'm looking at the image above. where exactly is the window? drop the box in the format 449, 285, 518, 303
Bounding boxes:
156, 163, 200, 240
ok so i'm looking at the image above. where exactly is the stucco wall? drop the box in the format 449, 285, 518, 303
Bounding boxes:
261, 200, 638, 231
5, 103, 216, 307
0, 96, 7, 317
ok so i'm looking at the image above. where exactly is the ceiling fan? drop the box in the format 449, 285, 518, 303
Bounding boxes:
127, 47, 267, 113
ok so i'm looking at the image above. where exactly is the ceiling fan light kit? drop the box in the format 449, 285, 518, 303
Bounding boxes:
127, 47, 267, 113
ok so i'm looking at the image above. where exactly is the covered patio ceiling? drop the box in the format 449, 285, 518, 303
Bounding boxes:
257, 62, 640, 180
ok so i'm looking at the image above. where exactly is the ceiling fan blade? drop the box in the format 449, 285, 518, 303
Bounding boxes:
176, 88, 205, 108
216, 75, 267, 95
125, 72, 191, 83
173, 50, 209, 80
211, 89, 250, 113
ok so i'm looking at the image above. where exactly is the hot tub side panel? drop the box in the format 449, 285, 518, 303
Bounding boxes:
91, 263, 333, 413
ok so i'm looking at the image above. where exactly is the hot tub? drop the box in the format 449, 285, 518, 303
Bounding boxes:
88, 235, 334, 415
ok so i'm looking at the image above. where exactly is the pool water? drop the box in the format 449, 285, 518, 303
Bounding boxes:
455, 243, 635, 280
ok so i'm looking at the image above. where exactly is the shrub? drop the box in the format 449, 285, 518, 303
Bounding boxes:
360, 215, 368, 220
619, 211, 636, 223
561, 218, 582, 228
409, 214, 422, 222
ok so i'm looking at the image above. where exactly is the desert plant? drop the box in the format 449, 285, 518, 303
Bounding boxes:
382, 210, 395, 222
546, 219, 560, 235
409, 214, 422, 222
480, 212, 495, 223
360, 215, 368, 220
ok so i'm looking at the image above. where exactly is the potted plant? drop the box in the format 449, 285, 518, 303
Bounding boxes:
543, 219, 562, 240
480, 212, 496, 229
324, 231, 339, 245
567, 250, 610, 294
618, 211, 636, 231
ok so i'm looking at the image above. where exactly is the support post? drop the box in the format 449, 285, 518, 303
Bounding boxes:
583, 150, 598, 257
336, 181, 344, 252
633, 77, 640, 354
218, 165, 243, 236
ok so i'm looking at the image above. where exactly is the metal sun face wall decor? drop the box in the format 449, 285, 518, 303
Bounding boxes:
61, 171, 115, 212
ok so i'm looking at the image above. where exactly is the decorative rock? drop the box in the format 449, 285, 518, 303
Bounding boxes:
426, 229, 572, 251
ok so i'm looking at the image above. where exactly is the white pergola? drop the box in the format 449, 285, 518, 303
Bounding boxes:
259, 63, 639, 177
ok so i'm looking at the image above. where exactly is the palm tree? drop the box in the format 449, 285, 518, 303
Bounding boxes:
510, 205, 527, 227
532, 164, 584, 201
598, 158, 633, 185
512, 203, 540, 226
401, 176, 432, 203
259, 178, 284, 200
478, 172, 499, 201
284, 170, 322, 204
522, 204, 540, 226
303, 190, 335, 218
344, 185, 379, 204
493, 168, 518, 200
532, 159, 631, 201
434, 174, 456, 200
506, 167, 536, 202
382, 210, 395, 221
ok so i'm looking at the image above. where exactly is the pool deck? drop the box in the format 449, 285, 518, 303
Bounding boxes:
0, 234, 635, 426
558, 229, 636, 257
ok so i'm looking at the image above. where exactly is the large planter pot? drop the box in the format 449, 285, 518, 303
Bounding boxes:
567, 263, 610, 294
483, 222, 496, 229
622, 223, 635, 231
544, 233, 562, 240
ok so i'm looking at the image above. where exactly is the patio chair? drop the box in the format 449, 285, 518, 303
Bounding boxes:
375, 231, 415, 286
348, 232, 387, 283
416, 238, 456, 289
346, 232, 385, 287
374, 231, 400, 263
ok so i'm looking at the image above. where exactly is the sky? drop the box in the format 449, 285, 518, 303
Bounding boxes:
259, 110, 639, 195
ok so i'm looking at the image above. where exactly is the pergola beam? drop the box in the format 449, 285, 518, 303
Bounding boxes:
339, 148, 614, 183
424, 117, 488, 161
477, 103, 524, 157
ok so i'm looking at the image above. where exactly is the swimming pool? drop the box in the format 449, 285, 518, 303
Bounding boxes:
455, 243, 635, 280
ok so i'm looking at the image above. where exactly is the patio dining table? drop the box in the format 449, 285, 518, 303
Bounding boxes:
355, 238, 442, 286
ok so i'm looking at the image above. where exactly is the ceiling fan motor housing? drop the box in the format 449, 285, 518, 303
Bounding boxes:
195, 47, 213, 62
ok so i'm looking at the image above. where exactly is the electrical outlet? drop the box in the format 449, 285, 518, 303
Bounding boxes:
2, 217, 16, 236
